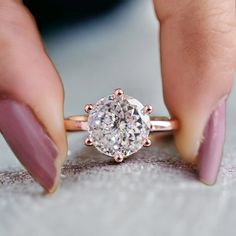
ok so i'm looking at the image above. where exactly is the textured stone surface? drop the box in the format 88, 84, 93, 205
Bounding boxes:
0, 1, 236, 236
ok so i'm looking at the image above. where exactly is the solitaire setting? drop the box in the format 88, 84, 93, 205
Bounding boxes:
64, 88, 178, 163
87, 89, 151, 161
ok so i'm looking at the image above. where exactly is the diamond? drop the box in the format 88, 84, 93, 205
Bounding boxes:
88, 93, 151, 158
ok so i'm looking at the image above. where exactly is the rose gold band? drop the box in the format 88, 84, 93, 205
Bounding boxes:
64, 115, 178, 132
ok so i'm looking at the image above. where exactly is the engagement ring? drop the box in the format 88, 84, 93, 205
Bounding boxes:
64, 88, 178, 162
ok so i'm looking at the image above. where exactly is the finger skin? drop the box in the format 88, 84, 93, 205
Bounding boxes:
0, 1, 67, 192
154, 0, 236, 163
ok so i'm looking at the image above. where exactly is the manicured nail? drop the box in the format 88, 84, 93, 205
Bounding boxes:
198, 98, 227, 185
0, 99, 59, 192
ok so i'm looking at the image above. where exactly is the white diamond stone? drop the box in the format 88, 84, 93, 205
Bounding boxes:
88, 94, 151, 158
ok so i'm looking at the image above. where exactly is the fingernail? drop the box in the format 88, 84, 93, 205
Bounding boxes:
0, 99, 59, 192
198, 98, 227, 185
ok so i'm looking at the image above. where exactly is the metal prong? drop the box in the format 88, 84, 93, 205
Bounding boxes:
113, 88, 124, 97
84, 104, 93, 113
85, 136, 93, 146
143, 138, 151, 147
114, 153, 124, 163
143, 105, 153, 114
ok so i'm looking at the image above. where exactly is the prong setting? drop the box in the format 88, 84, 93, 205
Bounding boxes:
143, 105, 153, 114
87, 88, 151, 160
114, 153, 124, 163
85, 136, 93, 146
84, 104, 93, 113
113, 88, 124, 97
143, 138, 151, 147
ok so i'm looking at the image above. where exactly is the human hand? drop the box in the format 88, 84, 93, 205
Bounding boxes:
0, 0, 67, 193
0, 0, 235, 193
154, 0, 236, 184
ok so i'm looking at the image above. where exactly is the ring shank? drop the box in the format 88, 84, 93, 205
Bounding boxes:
64, 115, 178, 132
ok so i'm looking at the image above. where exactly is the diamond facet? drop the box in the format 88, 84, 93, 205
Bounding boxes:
87, 93, 151, 158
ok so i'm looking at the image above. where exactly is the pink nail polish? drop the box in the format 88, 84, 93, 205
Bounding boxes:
0, 99, 59, 192
198, 99, 226, 185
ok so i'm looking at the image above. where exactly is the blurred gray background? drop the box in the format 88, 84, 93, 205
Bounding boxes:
0, 0, 236, 235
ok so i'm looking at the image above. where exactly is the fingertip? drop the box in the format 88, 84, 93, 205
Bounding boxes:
0, 98, 64, 193
46, 156, 62, 194
174, 113, 206, 163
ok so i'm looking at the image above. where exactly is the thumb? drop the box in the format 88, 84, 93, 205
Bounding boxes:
155, 0, 236, 184
0, 1, 67, 192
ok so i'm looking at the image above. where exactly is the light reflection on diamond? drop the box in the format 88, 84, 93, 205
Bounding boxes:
88, 94, 151, 158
